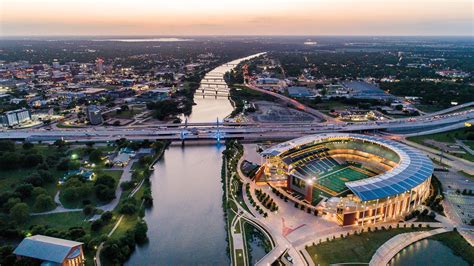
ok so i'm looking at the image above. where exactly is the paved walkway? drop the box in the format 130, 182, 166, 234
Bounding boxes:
237, 153, 307, 266
32, 159, 136, 216
369, 228, 450, 266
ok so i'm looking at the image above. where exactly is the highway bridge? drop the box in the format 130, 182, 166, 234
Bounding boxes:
1, 110, 472, 143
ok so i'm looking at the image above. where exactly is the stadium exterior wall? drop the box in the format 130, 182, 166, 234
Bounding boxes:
261, 133, 433, 226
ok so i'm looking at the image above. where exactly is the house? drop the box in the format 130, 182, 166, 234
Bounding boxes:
61, 170, 95, 183
113, 153, 132, 167
14, 235, 84, 265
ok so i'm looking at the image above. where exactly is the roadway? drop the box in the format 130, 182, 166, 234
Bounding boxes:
1, 110, 472, 142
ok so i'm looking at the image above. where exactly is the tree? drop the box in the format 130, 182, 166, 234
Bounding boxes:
95, 185, 115, 202
15, 184, 34, 199
2, 197, 21, 213
54, 139, 67, 148
32, 187, 48, 198
24, 173, 44, 187
134, 222, 148, 244
95, 175, 116, 188
10, 203, 29, 224
0, 245, 15, 265
0, 153, 20, 170
33, 194, 56, 212
22, 142, 34, 150
119, 198, 137, 215
89, 149, 103, 164
83, 205, 95, 216
0, 140, 15, 152
101, 211, 113, 222
62, 187, 79, 202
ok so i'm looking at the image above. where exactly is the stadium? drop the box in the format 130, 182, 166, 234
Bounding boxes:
260, 133, 433, 226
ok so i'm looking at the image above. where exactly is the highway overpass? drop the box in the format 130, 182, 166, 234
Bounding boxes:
1, 111, 472, 143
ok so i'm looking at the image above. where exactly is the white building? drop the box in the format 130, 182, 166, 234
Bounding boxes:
1, 108, 31, 126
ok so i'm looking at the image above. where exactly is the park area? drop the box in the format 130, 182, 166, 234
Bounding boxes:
305, 227, 428, 265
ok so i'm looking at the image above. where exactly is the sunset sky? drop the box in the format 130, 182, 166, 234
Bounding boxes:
1, 0, 472, 36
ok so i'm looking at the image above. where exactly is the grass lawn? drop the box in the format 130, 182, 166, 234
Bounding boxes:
408, 128, 472, 144
464, 140, 474, 150
307, 100, 354, 111
110, 108, 144, 119
235, 249, 245, 266
407, 128, 474, 162
305, 228, 428, 265
414, 104, 446, 113
23, 211, 88, 231
429, 231, 474, 264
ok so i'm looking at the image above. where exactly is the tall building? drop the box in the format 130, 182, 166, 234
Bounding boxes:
95, 58, 104, 74
86, 105, 103, 125
0, 108, 31, 127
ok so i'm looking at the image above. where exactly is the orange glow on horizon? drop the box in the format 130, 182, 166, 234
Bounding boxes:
0, 0, 472, 36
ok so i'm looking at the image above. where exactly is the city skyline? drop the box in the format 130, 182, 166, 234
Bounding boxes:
1, 0, 473, 36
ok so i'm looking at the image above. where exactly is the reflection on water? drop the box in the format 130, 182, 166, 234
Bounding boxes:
126, 145, 229, 265
389, 239, 468, 266
184, 52, 265, 123
184, 96, 234, 123
127, 54, 266, 264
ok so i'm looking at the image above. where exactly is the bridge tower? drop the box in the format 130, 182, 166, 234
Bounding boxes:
180, 118, 188, 146
216, 117, 222, 143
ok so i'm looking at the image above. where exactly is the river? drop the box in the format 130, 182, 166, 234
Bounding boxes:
389, 239, 469, 266
127, 53, 263, 265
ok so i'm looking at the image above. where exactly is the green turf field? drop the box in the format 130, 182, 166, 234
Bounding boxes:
316, 166, 370, 193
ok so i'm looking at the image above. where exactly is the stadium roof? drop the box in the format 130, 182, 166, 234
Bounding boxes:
14, 235, 83, 263
261, 133, 433, 201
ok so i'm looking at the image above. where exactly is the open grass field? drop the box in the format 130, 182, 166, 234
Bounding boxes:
408, 128, 472, 144
23, 211, 88, 231
306, 228, 428, 265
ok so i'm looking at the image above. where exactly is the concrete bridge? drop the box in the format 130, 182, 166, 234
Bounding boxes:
1, 114, 472, 143
370, 228, 451, 266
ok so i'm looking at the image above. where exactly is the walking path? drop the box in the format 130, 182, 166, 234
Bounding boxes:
235, 152, 306, 266
32, 159, 136, 216
369, 228, 451, 266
